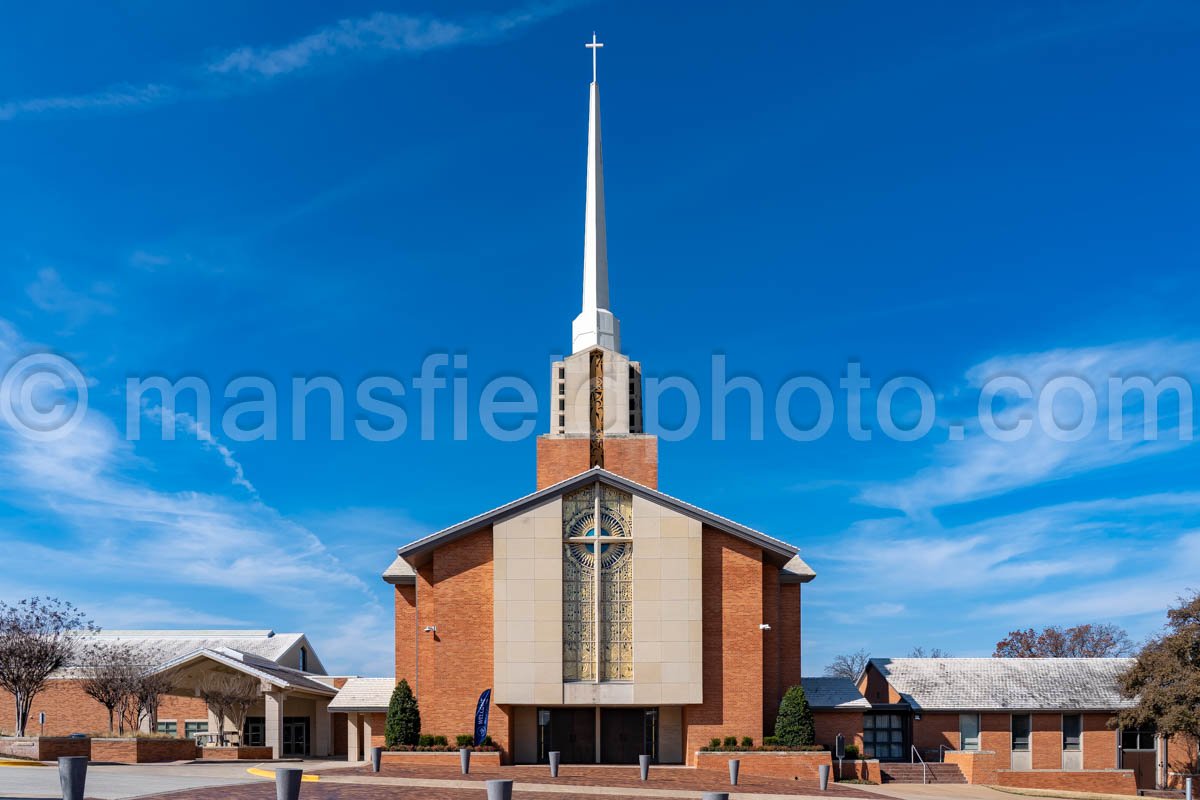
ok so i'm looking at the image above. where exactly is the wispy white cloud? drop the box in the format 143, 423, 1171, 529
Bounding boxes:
142, 406, 256, 495
0, 319, 392, 673
861, 340, 1199, 514
0, 4, 570, 122
26, 268, 116, 330
0, 83, 173, 122
207, 5, 566, 78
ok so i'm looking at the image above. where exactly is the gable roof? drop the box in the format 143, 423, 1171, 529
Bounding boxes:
389, 467, 813, 575
71, 630, 313, 667
868, 657, 1138, 712
150, 647, 337, 696
801, 677, 871, 709
329, 677, 396, 712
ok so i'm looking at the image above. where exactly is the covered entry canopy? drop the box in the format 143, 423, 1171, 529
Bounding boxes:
154, 646, 338, 757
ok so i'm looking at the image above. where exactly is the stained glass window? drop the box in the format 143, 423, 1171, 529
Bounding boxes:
563, 484, 633, 682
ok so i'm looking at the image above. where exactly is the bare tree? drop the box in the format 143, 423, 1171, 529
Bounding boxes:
198, 672, 260, 743
994, 624, 1134, 658
0, 597, 93, 736
132, 668, 176, 733
79, 642, 140, 734
824, 649, 870, 680
909, 646, 952, 658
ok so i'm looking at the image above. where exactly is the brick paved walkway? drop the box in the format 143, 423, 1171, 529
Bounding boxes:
130, 763, 883, 800
312, 763, 880, 798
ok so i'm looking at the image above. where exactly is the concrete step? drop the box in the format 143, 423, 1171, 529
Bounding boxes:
879, 763, 967, 784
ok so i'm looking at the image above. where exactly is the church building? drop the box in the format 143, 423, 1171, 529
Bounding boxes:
380, 40, 815, 766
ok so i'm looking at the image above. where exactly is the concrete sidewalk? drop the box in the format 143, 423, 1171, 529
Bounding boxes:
0, 758, 352, 800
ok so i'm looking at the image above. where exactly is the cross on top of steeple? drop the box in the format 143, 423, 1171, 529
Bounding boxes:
586, 32, 603, 83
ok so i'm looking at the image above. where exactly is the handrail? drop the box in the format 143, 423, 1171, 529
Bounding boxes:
939, 744, 955, 763
911, 745, 928, 784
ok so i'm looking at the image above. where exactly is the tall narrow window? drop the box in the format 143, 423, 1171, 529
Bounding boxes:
1062, 714, 1082, 752
959, 713, 981, 751
1012, 714, 1032, 752
562, 483, 633, 682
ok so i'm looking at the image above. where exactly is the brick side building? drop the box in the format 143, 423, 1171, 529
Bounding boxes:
373, 58, 816, 766
0, 630, 347, 758
806, 658, 1196, 793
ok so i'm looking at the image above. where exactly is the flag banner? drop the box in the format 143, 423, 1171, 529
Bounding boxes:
473, 688, 492, 746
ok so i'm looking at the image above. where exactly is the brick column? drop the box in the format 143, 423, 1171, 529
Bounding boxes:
264, 690, 285, 759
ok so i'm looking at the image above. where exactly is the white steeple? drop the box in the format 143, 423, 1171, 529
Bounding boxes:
572, 33, 621, 354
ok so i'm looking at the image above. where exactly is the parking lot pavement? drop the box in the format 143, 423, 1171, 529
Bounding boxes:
0, 759, 349, 800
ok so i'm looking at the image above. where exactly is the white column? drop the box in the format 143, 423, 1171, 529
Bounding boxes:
265, 691, 285, 759
313, 698, 331, 757
362, 713, 374, 755
347, 712, 361, 762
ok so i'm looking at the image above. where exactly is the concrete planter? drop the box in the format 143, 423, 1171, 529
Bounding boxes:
0, 736, 90, 761
199, 745, 275, 761
91, 737, 199, 763
381, 750, 502, 768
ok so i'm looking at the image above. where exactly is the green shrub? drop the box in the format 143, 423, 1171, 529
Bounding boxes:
844, 743, 860, 759
385, 678, 420, 748
456, 734, 474, 747
418, 734, 448, 747
740, 736, 753, 747
722, 735, 738, 748
774, 685, 815, 747
763, 735, 779, 746
709, 738, 721, 748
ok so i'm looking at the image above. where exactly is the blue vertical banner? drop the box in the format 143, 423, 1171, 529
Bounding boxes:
473, 688, 492, 746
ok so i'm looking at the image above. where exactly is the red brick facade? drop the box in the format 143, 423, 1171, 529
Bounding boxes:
536, 435, 658, 489
393, 517, 806, 765
0, 679, 208, 737
406, 528, 511, 754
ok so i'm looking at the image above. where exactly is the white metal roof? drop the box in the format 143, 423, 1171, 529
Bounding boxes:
329, 677, 396, 712
868, 657, 1138, 711
801, 677, 871, 709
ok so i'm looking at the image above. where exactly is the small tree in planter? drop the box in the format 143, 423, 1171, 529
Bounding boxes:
80, 642, 139, 734
774, 685, 816, 747
385, 679, 420, 747
198, 673, 259, 744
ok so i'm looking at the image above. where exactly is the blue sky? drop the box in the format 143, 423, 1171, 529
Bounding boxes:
1, 1, 1198, 678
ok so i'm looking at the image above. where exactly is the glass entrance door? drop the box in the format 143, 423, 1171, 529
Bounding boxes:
282, 717, 309, 756
863, 713, 907, 761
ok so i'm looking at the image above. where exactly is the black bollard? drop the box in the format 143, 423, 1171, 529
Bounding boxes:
702, 794, 730, 800
485, 778, 513, 800
370, 746, 382, 773
276, 767, 303, 800
548, 750, 561, 778
58, 756, 87, 800
639, 754, 651, 781
729, 757, 740, 786
460, 747, 471, 774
